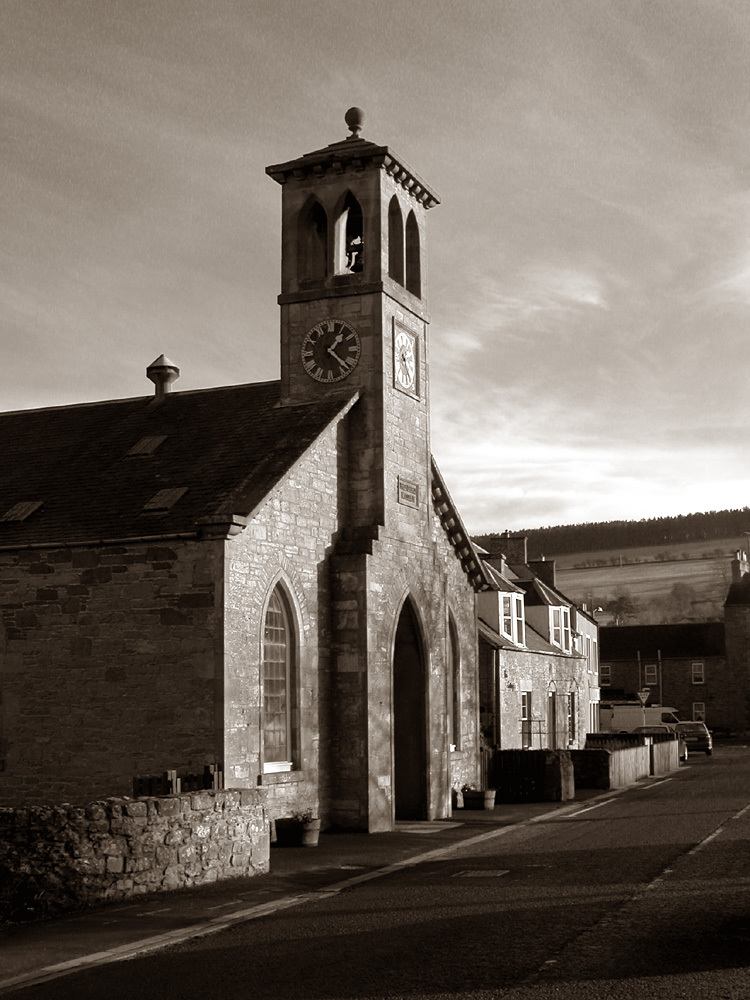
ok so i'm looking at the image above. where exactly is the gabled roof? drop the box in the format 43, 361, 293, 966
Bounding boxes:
600, 623, 726, 660
0, 382, 358, 548
726, 572, 750, 606
481, 560, 524, 594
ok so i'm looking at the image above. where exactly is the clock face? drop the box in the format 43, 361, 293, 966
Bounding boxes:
301, 319, 361, 383
394, 328, 417, 393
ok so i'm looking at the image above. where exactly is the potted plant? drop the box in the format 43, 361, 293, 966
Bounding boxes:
273, 810, 321, 847
461, 784, 496, 810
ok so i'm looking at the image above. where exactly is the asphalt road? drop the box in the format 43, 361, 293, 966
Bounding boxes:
12, 746, 750, 999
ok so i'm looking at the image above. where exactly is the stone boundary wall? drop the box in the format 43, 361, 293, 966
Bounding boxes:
571, 746, 650, 789
0, 788, 269, 914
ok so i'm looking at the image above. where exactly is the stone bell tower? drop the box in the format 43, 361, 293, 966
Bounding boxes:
266, 108, 440, 533
267, 112, 462, 832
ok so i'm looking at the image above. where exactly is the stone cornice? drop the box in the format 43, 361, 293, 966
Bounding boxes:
266, 139, 440, 209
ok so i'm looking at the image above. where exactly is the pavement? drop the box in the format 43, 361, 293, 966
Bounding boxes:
0, 790, 612, 996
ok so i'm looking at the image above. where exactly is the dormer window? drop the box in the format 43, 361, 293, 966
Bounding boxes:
501, 593, 525, 646
551, 607, 572, 652
335, 192, 364, 274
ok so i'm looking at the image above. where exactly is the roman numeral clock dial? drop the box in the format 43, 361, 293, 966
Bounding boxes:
301, 319, 361, 383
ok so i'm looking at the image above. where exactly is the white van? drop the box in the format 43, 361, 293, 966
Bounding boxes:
599, 703, 681, 733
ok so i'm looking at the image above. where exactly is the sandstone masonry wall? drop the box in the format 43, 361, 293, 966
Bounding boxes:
0, 788, 268, 913
0, 539, 224, 806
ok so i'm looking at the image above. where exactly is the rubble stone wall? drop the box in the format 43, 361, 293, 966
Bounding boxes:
0, 788, 268, 911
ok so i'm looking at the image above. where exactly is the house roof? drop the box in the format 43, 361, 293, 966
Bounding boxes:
0, 381, 358, 548
599, 623, 726, 660
478, 617, 573, 657
726, 572, 750, 606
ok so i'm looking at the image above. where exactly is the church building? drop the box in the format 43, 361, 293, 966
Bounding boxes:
0, 110, 489, 830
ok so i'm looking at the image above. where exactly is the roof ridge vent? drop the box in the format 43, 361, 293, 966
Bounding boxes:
146, 355, 180, 400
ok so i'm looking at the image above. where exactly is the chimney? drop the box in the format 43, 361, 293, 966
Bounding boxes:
146, 355, 180, 400
528, 557, 557, 589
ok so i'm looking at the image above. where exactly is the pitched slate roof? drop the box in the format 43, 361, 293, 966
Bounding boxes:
0, 381, 358, 548
725, 572, 750, 606
600, 623, 726, 660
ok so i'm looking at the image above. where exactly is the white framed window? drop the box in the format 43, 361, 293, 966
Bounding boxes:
644, 662, 658, 686
551, 608, 562, 647
550, 607, 571, 652
691, 661, 705, 685
692, 702, 706, 722
500, 594, 525, 646
599, 663, 611, 687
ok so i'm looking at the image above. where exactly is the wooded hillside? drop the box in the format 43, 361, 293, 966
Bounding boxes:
477, 507, 750, 559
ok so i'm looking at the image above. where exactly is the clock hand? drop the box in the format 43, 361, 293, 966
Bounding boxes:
327, 333, 344, 353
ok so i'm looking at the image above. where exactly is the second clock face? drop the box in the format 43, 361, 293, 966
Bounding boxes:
301, 319, 361, 383
394, 328, 417, 393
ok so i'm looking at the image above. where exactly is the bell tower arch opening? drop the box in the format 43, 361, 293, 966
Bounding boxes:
297, 198, 328, 282
393, 597, 428, 821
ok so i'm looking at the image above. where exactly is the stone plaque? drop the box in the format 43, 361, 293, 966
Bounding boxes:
397, 477, 419, 508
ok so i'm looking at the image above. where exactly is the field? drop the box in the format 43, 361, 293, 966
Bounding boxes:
553, 536, 741, 624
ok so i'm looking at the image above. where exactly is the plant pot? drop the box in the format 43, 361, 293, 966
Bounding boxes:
301, 819, 321, 847
462, 789, 496, 810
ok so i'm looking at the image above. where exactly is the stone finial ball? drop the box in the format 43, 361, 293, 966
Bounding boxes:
345, 107, 365, 135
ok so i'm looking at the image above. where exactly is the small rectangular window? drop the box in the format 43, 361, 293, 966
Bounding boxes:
551, 608, 562, 647
692, 702, 706, 722
644, 663, 658, 686
599, 664, 611, 686
0, 500, 42, 522
562, 608, 571, 652
691, 661, 705, 685
513, 595, 525, 645
127, 435, 167, 457
502, 595, 513, 637
142, 487, 187, 512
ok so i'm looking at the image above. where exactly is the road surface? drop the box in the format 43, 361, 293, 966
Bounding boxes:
11, 745, 750, 999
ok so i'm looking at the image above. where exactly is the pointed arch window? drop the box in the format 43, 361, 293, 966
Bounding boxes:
262, 585, 296, 772
405, 211, 421, 298
448, 615, 461, 750
388, 196, 404, 285
334, 192, 364, 274
298, 199, 328, 281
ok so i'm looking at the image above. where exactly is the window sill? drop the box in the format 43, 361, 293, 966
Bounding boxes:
260, 770, 304, 786
450, 749, 466, 760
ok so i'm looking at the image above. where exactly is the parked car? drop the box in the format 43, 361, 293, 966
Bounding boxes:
675, 721, 713, 755
633, 725, 688, 762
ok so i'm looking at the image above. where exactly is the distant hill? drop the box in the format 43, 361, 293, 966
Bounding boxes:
476, 508, 750, 560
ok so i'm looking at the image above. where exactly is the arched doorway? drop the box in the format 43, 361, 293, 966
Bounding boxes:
393, 599, 427, 820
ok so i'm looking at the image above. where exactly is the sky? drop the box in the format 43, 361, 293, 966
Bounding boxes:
3, 0, 750, 533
